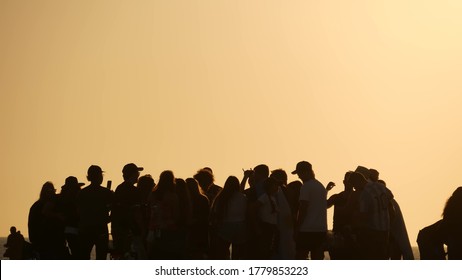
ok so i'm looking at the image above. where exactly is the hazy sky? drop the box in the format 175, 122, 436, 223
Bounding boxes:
1, 0, 462, 246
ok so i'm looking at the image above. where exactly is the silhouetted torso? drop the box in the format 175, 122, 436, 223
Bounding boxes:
112, 181, 139, 233
328, 190, 353, 233
76, 183, 113, 259
28, 196, 67, 259
77, 185, 113, 229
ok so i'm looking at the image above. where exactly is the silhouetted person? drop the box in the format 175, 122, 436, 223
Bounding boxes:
77, 165, 113, 259
186, 177, 210, 259
417, 220, 446, 259
209, 176, 247, 259
249, 164, 270, 199
354, 166, 371, 181
253, 177, 279, 259
137, 174, 156, 256
328, 172, 353, 233
193, 168, 221, 205
4, 226, 25, 259
28, 181, 68, 259
147, 170, 181, 259
349, 171, 394, 260
442, 186, 462, 259
111, 163, 144, 259
341, 171, 368, 259
285, 180, 302, 226
293, 161, 327, 260
242, 164, 269, 259
271, 169, 296, 259
377, 179, 414, 260
174, 178, 192, 259
59, 176, 84, 259
327, 171, 356, 259
202, 167, 223, 204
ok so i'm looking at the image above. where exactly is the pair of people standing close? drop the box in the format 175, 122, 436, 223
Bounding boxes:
74, 163, 145, 260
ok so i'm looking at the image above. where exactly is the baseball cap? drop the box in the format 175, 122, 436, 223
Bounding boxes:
122, 163, 144, 175
291, 161, 312, 175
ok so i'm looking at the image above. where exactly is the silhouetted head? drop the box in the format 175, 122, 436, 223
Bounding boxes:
40, 181, 56, 200
223, 176, 240, 193
175, 178, 188, 193
270, 169, 288, 186
66, 176, 83, 186
343, 171, 354, 191
203, 167, 214, 174
10, 226, 17, 234
355, 166, 371, 181
443, 186, 462, 220
138, 174, 155, 201
158, 170, 175, 188
138, 174, 155, 189
193, 169, 214, 192
61, 176, 85, 194
154, 170, 176, 199
122, 163, 143, 183
292, 161, 314, 182
87, 165, 104, 184
369, 169, 379, 182
212, 176, 240, 220
253, 164, 269, 183
186, 177, 204, 197
347, 172, 368, 191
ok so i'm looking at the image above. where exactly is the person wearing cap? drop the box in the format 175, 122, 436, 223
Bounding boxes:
111, 163, 144, 259
77, 165, 114, 259
292, 161, 327, 260
348, 170, 394, 259
59, 176, 85, 259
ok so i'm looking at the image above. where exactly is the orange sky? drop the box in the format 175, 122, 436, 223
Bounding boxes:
1, 0, 462, 246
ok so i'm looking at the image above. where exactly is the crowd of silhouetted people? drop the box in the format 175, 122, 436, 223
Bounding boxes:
4, 162, 462, 260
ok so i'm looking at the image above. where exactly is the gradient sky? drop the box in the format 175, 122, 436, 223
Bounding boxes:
1, 0, 462, 246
